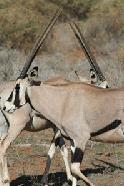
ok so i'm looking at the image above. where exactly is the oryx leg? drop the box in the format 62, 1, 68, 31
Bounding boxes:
70, 135, 95, 186
59, 138, 72, 181
0, 155, 9, 185
42, 130, 72, 185
0, 155, 9, 186
0, 104, 31, 185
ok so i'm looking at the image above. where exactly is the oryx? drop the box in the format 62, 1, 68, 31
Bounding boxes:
3, 75, 124, 186
0, 66, 106, 186
0, 74, 72, 186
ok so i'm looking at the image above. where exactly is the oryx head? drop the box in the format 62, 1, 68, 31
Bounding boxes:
2, 66, 38, 113
2, 9, 61, 113
75, 69, 98, 84
75, 69, 109, 88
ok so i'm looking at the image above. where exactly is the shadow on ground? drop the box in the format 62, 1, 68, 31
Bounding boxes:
11, 172, 67, 186
11, 161, 123, 186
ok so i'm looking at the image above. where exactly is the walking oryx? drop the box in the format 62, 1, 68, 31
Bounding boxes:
0, 73, 73, 186
0, 66, 107, 186
3, 74, 124, 185
2, 74, 124, 186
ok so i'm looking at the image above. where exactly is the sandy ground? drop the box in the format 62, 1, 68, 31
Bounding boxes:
6, 129, 124, 186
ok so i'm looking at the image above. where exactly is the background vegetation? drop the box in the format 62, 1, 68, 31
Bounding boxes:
0, 0, 124, 86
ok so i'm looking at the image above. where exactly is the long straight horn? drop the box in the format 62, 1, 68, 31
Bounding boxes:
69, 21, 106, 82
18, 8, 62, 79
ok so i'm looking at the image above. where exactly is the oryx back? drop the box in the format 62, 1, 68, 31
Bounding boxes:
3, 79, 124, 142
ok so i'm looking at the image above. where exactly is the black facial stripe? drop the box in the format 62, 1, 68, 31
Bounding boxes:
71, 148, 84, 163
91, 119, 121, 137
14, 84, 20, 107
7, 92, 13, 102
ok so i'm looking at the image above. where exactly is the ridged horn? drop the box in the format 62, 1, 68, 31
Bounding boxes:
18, 8, 62, 79
68, 20, 106, 82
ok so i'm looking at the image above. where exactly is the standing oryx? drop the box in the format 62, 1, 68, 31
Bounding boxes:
3, 76, 124, 186
0, 74, 73, 186
0, 66, 106, 186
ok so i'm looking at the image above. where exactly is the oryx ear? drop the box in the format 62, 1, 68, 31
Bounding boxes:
90, 69, 97, 83
28, 66, 40, 86
29, 66, 38, 78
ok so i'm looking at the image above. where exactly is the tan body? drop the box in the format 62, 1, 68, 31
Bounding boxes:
0, 78, 117, 186
0, 75, 97, 186
24, 82, 124, 143
0, 79, 72, 186
3, 79, 124, 186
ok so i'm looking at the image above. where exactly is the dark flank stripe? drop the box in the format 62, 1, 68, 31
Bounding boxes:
71, 148, 84, 163
14, 84, 20, 107
91, 119, 121, 137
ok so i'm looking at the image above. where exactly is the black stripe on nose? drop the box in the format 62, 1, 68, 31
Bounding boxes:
14, 84, 20, 107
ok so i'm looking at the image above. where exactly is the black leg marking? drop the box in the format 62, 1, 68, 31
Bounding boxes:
14, 84, 20, 107
72, 148, 84, 163
55, 136, 65, 148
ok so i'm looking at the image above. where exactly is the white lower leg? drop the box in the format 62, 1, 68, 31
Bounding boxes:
60, 145, 72, 181
48, 142, 56, 159
0, 153, 10, 186
72, 176, 77, 186
1, 156, 9, 183
71, 162, 95, 186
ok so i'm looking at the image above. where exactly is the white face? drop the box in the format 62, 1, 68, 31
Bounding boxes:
3, 79, 28, 113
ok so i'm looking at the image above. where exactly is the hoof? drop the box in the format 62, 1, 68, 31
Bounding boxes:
67, 179, 72, 185
41, 176, 48, 186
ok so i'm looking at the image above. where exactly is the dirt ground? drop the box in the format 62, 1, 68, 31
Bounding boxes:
6, 129, 124, 186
